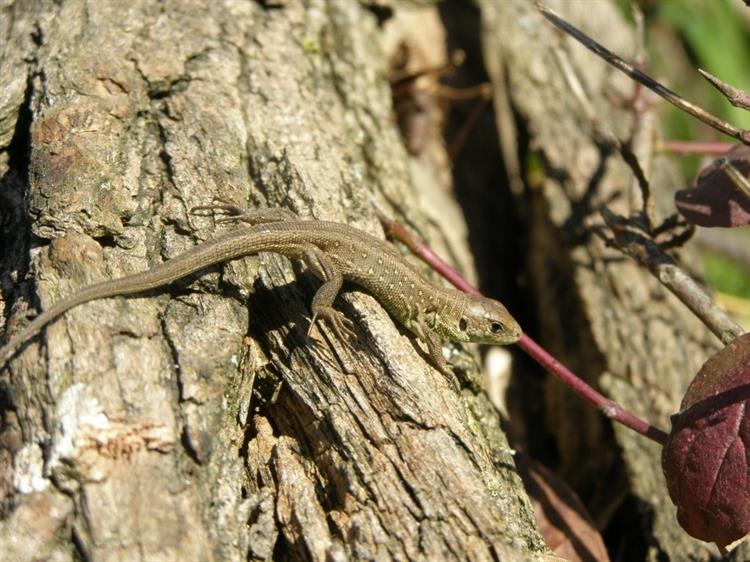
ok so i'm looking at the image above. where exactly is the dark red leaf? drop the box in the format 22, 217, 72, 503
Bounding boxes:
662, 333, 750, 547
674, 144, 750, 227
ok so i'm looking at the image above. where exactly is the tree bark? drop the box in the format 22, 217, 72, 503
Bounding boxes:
0, 1, 547, 561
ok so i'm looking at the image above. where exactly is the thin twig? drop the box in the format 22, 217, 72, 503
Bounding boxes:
377, 210, 669, 445
619, 141, 654, 227
717, 158, 750, 205
537, 4, 750, 145
699, 69, 750, 111
600, 207, 744, 344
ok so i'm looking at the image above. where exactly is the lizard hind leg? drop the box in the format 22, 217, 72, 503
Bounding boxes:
190, 199, 298, 225
300, 244, 358, 342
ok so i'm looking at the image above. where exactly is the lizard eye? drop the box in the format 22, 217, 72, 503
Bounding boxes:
490, 322, 504, 334
458, 318, 468, 331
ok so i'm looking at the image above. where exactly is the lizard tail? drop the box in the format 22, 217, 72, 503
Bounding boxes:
0, 228, 268, 367
0, 279, 142, 366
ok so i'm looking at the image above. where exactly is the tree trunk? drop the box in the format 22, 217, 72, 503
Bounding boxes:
481, 0, 719, 560
0, 1, 547, 560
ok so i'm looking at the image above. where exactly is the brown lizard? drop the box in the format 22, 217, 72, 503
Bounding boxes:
0, 206, 521, 373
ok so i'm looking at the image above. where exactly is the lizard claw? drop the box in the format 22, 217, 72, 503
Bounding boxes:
191, 201, 297, 225
310, 307, 358, 343
190, 198, 245, 219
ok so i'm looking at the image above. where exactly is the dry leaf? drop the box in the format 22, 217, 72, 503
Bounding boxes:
520, 457, 610, 562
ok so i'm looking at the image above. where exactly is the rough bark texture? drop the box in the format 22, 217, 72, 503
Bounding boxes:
2, 0, 733, 560
0, 1, 548, 561
480, 1, 720, 560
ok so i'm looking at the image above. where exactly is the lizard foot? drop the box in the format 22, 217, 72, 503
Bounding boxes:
309, 307, 358, 343
432, 357, 460, 391
190, 197, 244, 218
191, 199, 296, 224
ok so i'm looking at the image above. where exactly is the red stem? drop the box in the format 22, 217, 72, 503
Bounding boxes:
659, 140, 734, 155
516, 334, 667, 444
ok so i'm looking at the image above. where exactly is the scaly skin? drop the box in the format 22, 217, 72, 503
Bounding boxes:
0, 211, 521, 372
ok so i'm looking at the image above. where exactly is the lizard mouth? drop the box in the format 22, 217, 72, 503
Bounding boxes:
486, 322, 522, 345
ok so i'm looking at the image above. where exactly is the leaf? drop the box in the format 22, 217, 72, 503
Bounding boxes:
662, 332, 750, 547
674, 144, 750, 228
519, 457, 610, 562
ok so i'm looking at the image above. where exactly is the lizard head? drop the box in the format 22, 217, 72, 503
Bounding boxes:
429, 293, 522, 345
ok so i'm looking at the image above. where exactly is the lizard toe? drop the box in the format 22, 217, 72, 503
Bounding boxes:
313, 307, 358, 342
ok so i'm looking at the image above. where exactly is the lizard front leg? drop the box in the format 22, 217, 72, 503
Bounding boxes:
300, 244, 357, 342
412, 316, 459, 387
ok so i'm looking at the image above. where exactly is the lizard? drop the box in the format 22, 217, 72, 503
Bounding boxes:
0, 206, 522, 374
